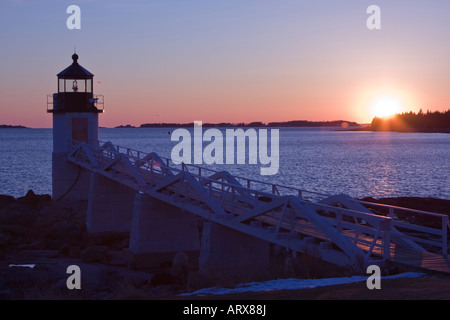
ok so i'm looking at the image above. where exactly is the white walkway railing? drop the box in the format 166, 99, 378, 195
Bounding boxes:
68, 140, 449, 269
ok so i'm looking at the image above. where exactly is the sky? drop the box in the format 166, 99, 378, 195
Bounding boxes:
1, 0, 450, 128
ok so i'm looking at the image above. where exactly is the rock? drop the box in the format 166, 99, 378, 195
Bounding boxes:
129, 275, 148, 288
107, 250, 128, 267
0, 195, 15, 210
148, 284, 175, 297
17, 190, 51, 207
83, 231, 129, 250
0, 203, 36, 226
44, 220, 85, 247
52, 278, 69, 292
81, 246, 108, 263
0, 289, 11, 299
39, 205, 60, 216
68, 246, 82, 258
171, 251, 189, 281
150, 273, 179, 286
16, 249, 60, 259
0, 224, 29, 235
96, 269, 124, 294
172, 251, 189, 268
0, 233, 12, 248
59, 244, 81, 258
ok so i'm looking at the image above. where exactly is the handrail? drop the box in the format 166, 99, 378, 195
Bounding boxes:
98, 140, 448, 220
92, 140, 447, 216
359, 200, 449, 255
97, 140, 331, 200
47, 93, 104, 112
358, 200, 448, 218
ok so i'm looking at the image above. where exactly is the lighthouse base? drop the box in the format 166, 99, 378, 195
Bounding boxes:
52, 152, 90, 201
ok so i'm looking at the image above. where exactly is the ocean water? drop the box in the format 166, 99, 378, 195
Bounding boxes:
0, 127, 449, 200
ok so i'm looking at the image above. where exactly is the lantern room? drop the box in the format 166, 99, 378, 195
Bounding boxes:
48, 53, 103, 113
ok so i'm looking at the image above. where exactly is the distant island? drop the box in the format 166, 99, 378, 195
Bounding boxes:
115, 124, 136, 128
357, 109, 450, 133
0, 124, 28, 129
116, 120, 360, 129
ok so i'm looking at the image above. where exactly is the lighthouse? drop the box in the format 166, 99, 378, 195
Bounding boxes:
47, 53, 103, 201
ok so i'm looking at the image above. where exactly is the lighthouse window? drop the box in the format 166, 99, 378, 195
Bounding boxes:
59, 79, 65, 92
86, 79, 92, 93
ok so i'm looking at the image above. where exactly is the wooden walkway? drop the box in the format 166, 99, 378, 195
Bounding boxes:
390, 245, 450, 274
68, 140, 450, 274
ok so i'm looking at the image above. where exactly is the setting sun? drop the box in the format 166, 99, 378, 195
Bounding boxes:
372, 97, 402, 118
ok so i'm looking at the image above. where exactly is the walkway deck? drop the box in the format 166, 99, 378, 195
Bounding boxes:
390, 246, 450, 274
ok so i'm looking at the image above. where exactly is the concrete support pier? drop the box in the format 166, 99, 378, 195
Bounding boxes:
129, 193, 201, 269
86, 173, 136, 233
199, 222, 271, 281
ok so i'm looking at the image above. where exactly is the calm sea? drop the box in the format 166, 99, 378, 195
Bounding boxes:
0, 127, 449, 200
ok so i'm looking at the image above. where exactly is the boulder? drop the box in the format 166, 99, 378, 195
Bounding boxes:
0, 225, 29, 235
150, 273, 179, 286
17, 190, 51, 207
0, 195, 15, 210
171, 251, 189, 280
80, 245, 109, 263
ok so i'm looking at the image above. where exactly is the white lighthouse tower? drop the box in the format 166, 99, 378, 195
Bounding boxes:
47, 53, 103, 201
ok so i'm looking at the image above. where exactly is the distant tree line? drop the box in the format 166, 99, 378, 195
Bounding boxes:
370, 109, 450, 133
135, 120, 359, 128
265, 120, 359, 127
0, 124, 27, 129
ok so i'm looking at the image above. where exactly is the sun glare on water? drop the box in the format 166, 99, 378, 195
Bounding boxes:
372, 97, 402, 118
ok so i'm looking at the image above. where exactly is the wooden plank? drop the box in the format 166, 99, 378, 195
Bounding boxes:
390, 246, 450, 274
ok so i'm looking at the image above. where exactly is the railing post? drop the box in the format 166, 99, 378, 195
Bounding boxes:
383, 219, 392, 261
388, 207, 394, 218
272, 184, 277, 195
336, 209, 342, 233
442, 215, 448, 256
231, 187, 236, 214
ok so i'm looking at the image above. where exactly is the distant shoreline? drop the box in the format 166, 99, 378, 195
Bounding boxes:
2, 124, 448, 133
348, 126, 450, 134
362, 110, 450, 134
116, 120, 361, 129
0, 124, 28, 129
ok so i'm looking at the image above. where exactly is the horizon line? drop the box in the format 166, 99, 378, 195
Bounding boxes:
1, 119, 369, 130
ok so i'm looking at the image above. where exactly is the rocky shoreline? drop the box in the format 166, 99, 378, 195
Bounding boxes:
1, 190, 449, 300
0, 191, 166, 299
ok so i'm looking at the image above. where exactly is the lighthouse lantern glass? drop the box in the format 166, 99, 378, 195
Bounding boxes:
58, 78, 64, 92
62, 79, 87, 93
86, 79, 92, 93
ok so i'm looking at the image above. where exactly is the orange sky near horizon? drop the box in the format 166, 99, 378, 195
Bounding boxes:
1, 1, 450, 128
